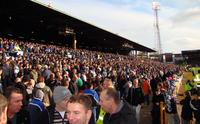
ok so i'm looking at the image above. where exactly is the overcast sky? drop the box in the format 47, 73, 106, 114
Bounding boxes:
36, 0, 200, 53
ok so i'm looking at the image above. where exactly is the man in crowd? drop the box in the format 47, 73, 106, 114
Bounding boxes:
99, 87, 137, 124
4, 86, 30, 124
126, 79, 144, 124
0, 93, 8, 124
28, 89, 49, 124
67, 94, 93, 124
96, 78, 114, 124
49, 86, 72, 124
102, 78, 114, 90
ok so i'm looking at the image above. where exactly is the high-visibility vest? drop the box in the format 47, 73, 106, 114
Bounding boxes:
96, 108, 106, 124
184, 83, 192, 91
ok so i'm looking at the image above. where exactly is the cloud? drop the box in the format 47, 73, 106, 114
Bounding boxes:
169, 37, 200, 52
160, 23, 200, 53
172, 7, 200, 24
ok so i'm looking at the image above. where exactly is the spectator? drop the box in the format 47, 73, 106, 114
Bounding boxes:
67, 95, 93, 124
61, 78, 70, 89
34, 76, 53, 108
0, 66, 3, 93
76, 72, 84, 90
25, 79, 35, 100
47, 72, 62, 92
2, 59, 15, 88
49, 86, 72, 124
165, 94, 180, 124
180, 91, 193, 124
42, 65, 52, 82
4, 86, 30, 124
96, 78, 114, 124
102, 78, 114, 90
30, 66, 38, 83
164, 77, 180, 124
150, 75, 158, 94
0, 93, 8, 124
28, 89, 49, 124
141, 77, 151, 105
190, 93, 200, 124
126, 78, 144, 124
116, 73, 127, 98
151, 89, 165, 124
99, 88, 137, 124
83, 83, 99, 123
14, 77, 29, 108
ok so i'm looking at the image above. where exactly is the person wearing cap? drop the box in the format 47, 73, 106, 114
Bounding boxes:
0, 93, 8, 124
49, 86, 72, 124
28, 89, 49, 124
67, 94, 93, 124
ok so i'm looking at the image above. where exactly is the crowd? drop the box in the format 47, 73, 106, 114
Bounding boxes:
0, 37, 198, 124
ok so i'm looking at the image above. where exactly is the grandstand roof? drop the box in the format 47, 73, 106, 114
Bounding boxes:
0, 0, 155, 54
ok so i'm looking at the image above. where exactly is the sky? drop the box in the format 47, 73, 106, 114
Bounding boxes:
36, 0, 200, 54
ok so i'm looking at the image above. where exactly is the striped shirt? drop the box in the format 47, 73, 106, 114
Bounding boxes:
52, 109, 68, 124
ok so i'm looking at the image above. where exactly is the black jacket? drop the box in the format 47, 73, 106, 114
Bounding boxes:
180, 96, 193, 120
191, 99, 200, 122
103, 101, 137, 124
126, 87, 144, 106
7, 108, 30, 124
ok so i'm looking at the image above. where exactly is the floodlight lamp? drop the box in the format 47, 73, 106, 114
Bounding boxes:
152, 2, 160, 10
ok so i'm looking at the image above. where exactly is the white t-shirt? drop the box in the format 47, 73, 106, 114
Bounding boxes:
59, 111, 65, 119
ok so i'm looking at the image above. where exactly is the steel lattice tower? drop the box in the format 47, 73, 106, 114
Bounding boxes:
152, 1, 162, 55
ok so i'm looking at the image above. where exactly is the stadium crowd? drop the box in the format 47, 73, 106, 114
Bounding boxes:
0, 37, 199, 124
